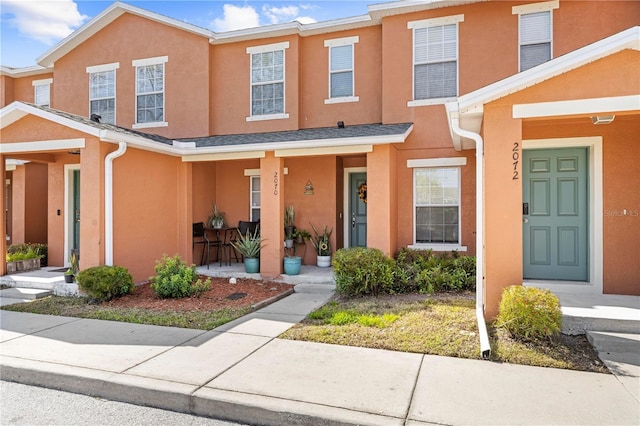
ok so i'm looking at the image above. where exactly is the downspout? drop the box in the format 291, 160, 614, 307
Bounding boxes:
451, 118, 491, 360
104, 142, 127, 266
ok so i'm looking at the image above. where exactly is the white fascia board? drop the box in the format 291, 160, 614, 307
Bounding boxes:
457, 26, 640, 115
1, 138, 85, 153
369, 0, 480, 19
183, 151, 267, 162
0, 102, 101, 137
513, 95, 640, 118
0, 65, 52, 78
36, 3, 211, 67
275, 144, 373, 157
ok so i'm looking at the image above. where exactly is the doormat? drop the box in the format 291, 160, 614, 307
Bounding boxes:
226, 292, 247, 300
49, 268, 68, 273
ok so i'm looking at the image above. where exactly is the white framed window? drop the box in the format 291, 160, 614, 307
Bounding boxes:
409, 157, 467, 250
87, 63, 118, 125
33, 78, 52, 107
246, 42, 289, 121
133, 56, 168, 128
408, 15, 463, 107
250, 175, 261, 222
324, 36, 359, 104
513, 1, 558, 71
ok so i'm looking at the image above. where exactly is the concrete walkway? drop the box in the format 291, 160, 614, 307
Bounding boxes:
1, 289, 638, 425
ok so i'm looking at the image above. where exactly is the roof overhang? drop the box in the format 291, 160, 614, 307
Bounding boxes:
446, 26, 640, 150
368, 0, 482, 19
0, 65, 52, 78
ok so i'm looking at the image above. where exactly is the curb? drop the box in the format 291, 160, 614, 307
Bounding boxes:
251, 288, 295, 311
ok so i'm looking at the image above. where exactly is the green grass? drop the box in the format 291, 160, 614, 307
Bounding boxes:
1, 296, 251, 330
281, 293, 608, 373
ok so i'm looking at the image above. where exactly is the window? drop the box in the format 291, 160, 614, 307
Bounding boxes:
514, 1, 558, 71
250, 176, 261, 222
247, 42, 289, 121
324, 36, 359, 103
414, 167, 460, 245
33, 78, 52, 107
133, 56, 167, 128
408, 15, 463, 105
87, 63, 118, 124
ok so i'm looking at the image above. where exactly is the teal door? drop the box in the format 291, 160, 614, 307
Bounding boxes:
72, 170, 80, 256
349, 173, 367, 247
523, 148, 588, 281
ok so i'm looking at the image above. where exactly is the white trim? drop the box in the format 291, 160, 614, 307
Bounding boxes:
86, 62, 119, 73
132, 121, 168, 129
1, 138, 85, 153
409, 97, 458, 108
182, 151, 266, 162
408, 244, 467, 252
63, 164, 81, 267
276, 144, 373, 157
246, 41, 290, 54
522, 136, 603, 295
325, 96, 359, 104
407, 157, 467, 168
131, 56, 168, 67
249, 174, 261, 222
408, 14, 464, 29
513, 95, 640, 118
32, 78, 53, 86
246, 113, 289, 122
1, 65, 51, 78
512, 0, 559, 15
324, 36, 359, 47
343, 167, 367, 248
244, 168, 288, 176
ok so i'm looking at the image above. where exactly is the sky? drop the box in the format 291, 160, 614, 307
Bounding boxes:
0, 0, 374, 68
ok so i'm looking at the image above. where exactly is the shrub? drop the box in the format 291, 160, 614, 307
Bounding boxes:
333, 247, 395, 296
497, 285, 562, 340
6, 243, 47, 265
77, 265, 134, 302
150, 255, 211, 299
393, 248, 475, 293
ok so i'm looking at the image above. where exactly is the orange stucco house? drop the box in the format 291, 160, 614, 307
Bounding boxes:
1, 0, 638, 319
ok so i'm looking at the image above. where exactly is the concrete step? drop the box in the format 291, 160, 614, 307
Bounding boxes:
562, 314, 640, 335
0, 287, 53, 300
293, 283, 336, 294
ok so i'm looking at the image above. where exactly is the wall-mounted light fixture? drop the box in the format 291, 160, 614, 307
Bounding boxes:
68, 150, 81, 155
591, 115, 615, 125
304, 180, 314, 195
337, 121, 345, 128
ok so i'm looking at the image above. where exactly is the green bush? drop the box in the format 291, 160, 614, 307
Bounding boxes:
6, 243, 47, 265
77, 265, 134, 302
497, 285, 562, 340
393, 248, 475, 293
150, 255, 211, 299
333, 247, 395, 296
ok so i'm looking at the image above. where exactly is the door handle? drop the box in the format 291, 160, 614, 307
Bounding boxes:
523, 217, 529, 223
352, 213, 356, 229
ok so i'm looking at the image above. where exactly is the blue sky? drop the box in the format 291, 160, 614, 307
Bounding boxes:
1, 0, 373, 68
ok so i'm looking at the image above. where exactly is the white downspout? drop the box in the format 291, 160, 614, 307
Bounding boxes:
451, 118, 491, 360
104, 142, 127, 266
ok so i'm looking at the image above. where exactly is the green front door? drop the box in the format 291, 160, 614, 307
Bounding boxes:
349, 172, 367, 247
72, 170, 80, 256
523, 148, 588, 281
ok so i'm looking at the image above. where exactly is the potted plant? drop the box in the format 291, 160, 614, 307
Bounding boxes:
294, 229, 311, 244
230, 228, 264, 273
283, 237, 302, 276
310, 223, 334, 267
208, 204, 226, 229
64, 252, 79, 283
284, 204, 296, 247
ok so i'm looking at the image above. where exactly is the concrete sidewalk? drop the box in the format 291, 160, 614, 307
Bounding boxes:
1, 292, 639, 426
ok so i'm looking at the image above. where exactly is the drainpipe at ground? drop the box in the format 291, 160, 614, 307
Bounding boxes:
451, 118, 491, 360
104, 142, 127, 266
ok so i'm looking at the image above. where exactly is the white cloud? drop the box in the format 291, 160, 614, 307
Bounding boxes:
212, 4, 260, 32
262, 5, 317, 25
2, 0, 88, 45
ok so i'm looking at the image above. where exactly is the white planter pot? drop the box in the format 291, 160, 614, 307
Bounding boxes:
316, 255, 331, 268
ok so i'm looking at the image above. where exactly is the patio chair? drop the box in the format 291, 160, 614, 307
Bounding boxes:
193, 222, 221, 269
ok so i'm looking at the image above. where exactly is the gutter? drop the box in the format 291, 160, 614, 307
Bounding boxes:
450, 117, 491, 360
104, 142, 127, 266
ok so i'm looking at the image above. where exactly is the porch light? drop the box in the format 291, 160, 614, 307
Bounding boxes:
337, 121, 345, 128
590, 115, 615, 125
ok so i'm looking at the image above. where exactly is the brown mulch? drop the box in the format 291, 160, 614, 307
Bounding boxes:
101, 276, 294, 311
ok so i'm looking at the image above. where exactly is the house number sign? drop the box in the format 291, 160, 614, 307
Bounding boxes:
512, 142, 520, 180
273, 171, 278, 195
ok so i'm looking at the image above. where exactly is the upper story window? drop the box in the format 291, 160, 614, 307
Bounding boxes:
513, 0, 559, 72
408, 15, 463, 107
324, 36, 359, 104
132, 56, 168, 128
33, 78, 52, 107
408, 157, 467, 251
246, 42, 289, 122
87, 63, 118, 125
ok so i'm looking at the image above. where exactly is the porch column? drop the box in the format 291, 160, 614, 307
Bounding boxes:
366, 144, 398, 256
260, 152, 284, 278
79, 137, 106, 270
10, 164, 26, 244
0, 155, 5, 276
176, 161, 193, 264
483, 104, 523, 318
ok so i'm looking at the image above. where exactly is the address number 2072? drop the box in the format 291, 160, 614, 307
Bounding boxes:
512, 142, 519, 180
